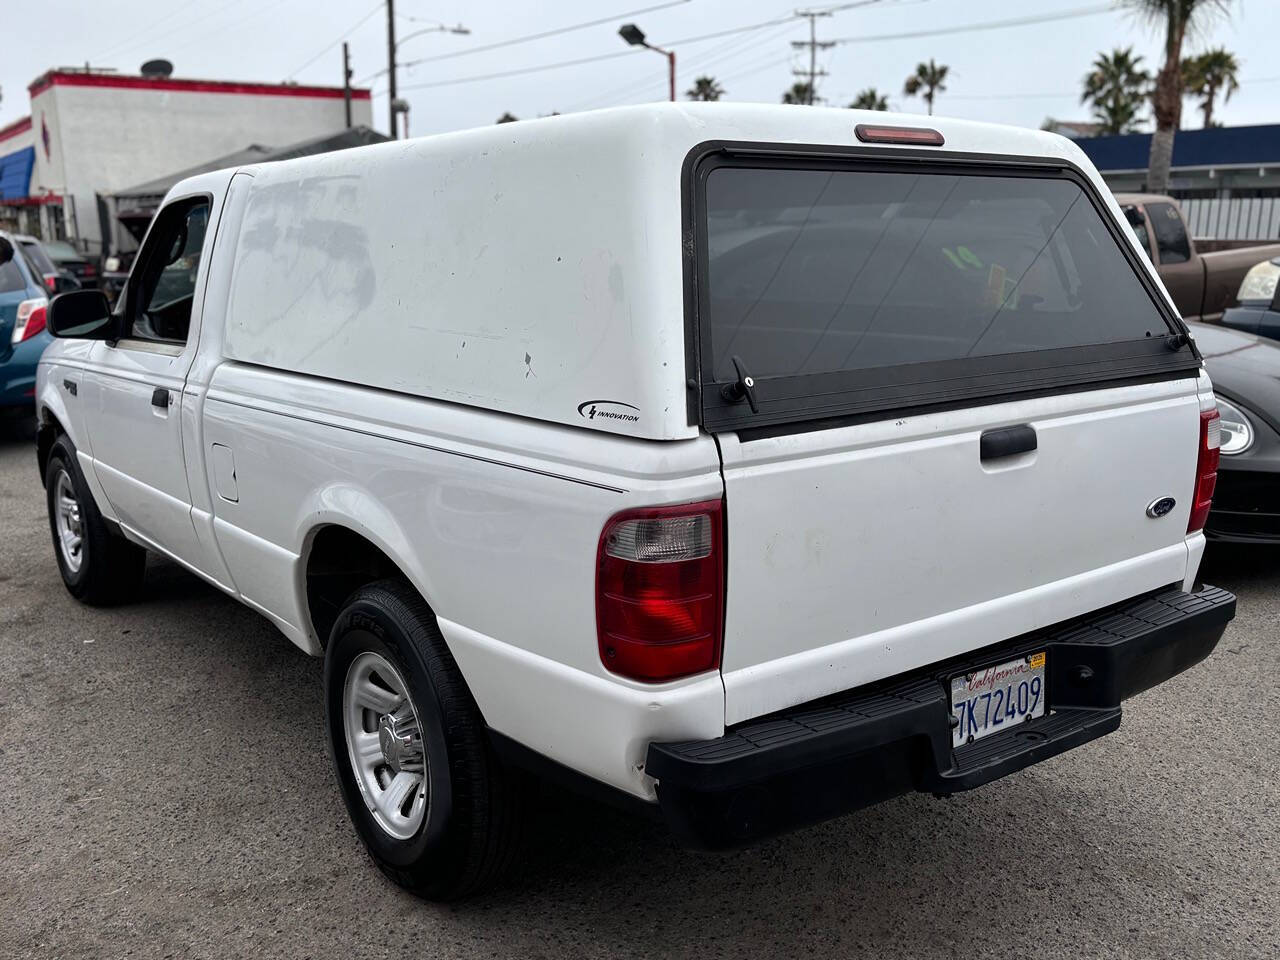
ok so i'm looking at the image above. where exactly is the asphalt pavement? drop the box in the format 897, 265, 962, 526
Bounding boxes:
1, 418, 1277, 960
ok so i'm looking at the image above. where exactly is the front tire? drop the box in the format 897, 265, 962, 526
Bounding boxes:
324, 579, 525, 900
45, 435, 146, 605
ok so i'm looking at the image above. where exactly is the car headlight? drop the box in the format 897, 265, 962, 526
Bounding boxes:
1216, 398, 1254, 455
1237, 259, 1280, 305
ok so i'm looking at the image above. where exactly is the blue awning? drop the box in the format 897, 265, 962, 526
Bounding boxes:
0, 145, 34, 201
1075, 124, 1280, 173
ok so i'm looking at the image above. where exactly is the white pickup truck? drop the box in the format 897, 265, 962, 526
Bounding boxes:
32, 104, 1235, 899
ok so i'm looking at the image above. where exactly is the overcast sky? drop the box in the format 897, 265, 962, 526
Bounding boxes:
4, 0, 1278, 138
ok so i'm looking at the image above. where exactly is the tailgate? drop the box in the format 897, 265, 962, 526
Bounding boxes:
685, 147, 1205, 725
717, 379, 1200, 723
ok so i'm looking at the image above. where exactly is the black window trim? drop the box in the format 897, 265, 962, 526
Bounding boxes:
119, 191, 214, 348
680, 140, 1202, 434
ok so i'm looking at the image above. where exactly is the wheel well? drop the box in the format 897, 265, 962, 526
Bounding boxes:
37, 408, 65, 480
305, 526, 407, 648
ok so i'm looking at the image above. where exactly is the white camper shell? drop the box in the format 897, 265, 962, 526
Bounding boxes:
35, 104, 1234, 899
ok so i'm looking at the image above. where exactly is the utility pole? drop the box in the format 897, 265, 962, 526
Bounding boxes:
386, 0, 397, 138
792, 9, 834, 105
342, 42, 353, 129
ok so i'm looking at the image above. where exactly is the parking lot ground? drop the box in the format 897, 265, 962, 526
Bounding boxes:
1, 418, 1278, 960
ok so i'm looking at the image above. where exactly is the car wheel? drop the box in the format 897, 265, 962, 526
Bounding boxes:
45, 435, 146, 605
325, 579, 526, 900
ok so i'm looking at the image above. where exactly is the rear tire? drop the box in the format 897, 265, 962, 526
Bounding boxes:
44, 435, 146, 605
324, 579, 526, 900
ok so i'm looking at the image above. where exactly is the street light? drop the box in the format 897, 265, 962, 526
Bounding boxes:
385, 4, 470, 140
397, 23, 470, 50
618, 23, 675, 103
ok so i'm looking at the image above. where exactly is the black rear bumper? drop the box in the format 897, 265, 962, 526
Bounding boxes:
647, 585, 1235, 849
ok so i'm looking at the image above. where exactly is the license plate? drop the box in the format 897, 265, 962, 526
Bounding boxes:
950, 652, 1046, 748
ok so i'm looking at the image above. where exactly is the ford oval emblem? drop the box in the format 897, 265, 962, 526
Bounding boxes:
1146, 496, 1177, 519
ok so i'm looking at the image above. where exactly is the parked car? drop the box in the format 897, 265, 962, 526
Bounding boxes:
34, 105, 1235, 899
1220, 256, 1280, 342
1117, 193, 1280, 322
99, 250, 136, 305
1187, 319, 1280, 542
14, 234, 80, 295
0, 233, 52, 415
40, 238, 97, 286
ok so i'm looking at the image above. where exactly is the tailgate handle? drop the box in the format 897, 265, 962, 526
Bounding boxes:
980, 424, 1037, 461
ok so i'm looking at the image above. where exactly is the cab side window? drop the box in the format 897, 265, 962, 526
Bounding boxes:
127, 199, 210, 344
1122, 206, 1152, 262
1147, 201, 1191, 265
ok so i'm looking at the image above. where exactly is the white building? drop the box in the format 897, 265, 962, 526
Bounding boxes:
1, 68, 371, 255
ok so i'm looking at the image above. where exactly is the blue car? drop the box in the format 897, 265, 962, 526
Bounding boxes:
0, 231, 52, 417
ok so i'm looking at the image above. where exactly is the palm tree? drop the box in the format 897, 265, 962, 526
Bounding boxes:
686, 76, 725, 101
1081, 47, 1150, 135
1182, 47, 1240, 127
496, 112, 518, 124
782, 81, 815, 105
903, 59, 949, 115
1125, 0, 1233, 193
850, 88, 889, 110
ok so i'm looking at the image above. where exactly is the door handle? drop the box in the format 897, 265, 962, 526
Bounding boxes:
980, 424, 1037, 460
151, 387, 170, 409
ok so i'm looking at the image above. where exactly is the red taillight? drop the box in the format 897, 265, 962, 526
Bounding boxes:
11, 299, 48, 345
854, 123, 945, 146
44, 275, 58, 292
1187, 407, 1221, 534
596, 499, 724, 683
82, 264, 96, 277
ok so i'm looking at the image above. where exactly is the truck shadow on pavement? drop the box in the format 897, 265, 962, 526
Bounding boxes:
0, 416, 36, 447
130, 559, 1257, 956
6, 491, 1272, 958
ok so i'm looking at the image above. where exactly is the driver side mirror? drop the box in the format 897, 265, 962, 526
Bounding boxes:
47, 289, 115, 340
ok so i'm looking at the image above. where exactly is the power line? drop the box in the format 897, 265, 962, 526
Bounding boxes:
566, 14, 799, 112
97, 0, 252, 64
397, 0, 692, 73
944, 73, 1280, 101
830, 3, 1118, 44
398, 50, 641, 92
94, 0, 205, 60
284, 1, 384, 80
947, 91, 1076, 101
398, 9, 813, 92
657, 0, 908, 49
165, 0, 298, 58
397, 0, 923, 96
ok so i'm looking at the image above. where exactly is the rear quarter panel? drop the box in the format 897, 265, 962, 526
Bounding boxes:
198, 363, 726, 797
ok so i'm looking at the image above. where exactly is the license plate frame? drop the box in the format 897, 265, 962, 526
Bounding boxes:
950, 651, 1047, 748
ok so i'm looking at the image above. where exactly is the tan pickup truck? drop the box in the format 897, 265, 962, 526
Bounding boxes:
1117, 193, 1280, 323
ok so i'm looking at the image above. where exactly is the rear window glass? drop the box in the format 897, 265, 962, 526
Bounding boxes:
0, 259, 27, 294
703, 167, 1170, 383
1146, 201, 1191, 265
20, 241, 56, 275
44, 241, 81, 261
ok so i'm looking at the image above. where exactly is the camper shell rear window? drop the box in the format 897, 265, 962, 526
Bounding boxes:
686, 145, 1200, 433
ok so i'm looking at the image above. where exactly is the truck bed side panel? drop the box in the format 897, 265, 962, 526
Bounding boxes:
199, 363, 726, 798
